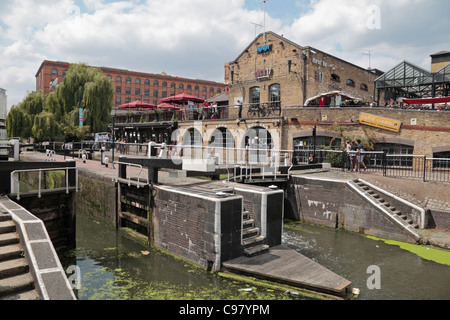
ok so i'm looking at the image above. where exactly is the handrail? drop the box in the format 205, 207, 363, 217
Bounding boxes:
113, 161, 148, 188
10, 167, 78, 200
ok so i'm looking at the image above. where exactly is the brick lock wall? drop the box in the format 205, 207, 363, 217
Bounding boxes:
290, 176, 418, 243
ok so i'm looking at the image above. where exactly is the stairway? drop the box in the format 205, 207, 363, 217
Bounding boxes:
0, 213, 40, 300
241, 211, 269, 257
355, 181, 419, 229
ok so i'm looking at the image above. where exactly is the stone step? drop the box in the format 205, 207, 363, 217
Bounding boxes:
243, 219, 254, 229
0, 258, 29, 280
0, 289, 40, 300
0, 232, 20, 247
0, 273, 35, 299
242, 235, 265, 247
244, 244, 269, 257
0, 221, 16, 234
242, 211, 250, 220
0, 214, 12, 222
0, 244, 24, 262
242, 227, 259, 239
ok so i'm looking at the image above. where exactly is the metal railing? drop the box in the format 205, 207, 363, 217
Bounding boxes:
10, 167, 78, 200
294, 149, 450, 182
113, 161, 148, 188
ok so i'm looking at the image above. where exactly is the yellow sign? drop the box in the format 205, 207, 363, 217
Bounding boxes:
359, 113, 402, 132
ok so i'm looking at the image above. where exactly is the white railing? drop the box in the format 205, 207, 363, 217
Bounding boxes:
113, 161, 148, 188
10, 167, 78, 200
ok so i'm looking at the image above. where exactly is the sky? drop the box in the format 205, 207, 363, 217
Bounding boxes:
1, 0, 449, 111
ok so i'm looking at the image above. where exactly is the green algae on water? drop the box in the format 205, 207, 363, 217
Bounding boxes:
367, 236, 450, 266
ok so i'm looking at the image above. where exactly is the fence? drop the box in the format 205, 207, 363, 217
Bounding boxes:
294, 149, 450, 183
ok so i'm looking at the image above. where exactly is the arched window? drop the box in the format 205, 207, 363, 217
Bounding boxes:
116, 76, 122, 83
346, 79, 355, 87
51, 68, 58, 76
153, 80, 159, 87
126, 77, 131, 84
360, 83, 368, 91
135, 78, 141, 85
331, 74, 340, 82
250, 86, 260, 109
269, 84, 281, 107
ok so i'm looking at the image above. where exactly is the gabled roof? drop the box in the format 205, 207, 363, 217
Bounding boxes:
375, 60, 433, 88
228, 31, 306, 64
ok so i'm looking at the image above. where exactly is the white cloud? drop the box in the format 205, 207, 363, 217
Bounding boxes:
0, 0, 449, 110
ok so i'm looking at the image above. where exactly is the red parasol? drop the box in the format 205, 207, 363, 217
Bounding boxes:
158, 103, 182, 110
159, 93, 205, 104
118, 100, 158, 109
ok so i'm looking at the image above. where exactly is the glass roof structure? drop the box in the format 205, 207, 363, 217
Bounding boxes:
375, 61, 450, 104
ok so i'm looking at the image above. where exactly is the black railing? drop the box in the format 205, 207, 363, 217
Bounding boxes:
294, 149, 450, 183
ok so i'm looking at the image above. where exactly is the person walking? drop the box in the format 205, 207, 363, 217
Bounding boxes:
345, 140, 352, 171
237, 100, 243, 119
356, 139, 367, 172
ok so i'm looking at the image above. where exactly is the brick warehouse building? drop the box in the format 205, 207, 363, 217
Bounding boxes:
35, 60, 227, 107
226, 31, 383, 114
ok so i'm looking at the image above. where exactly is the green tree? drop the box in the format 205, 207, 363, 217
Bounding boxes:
57, 64, 113, 133
6, 63, 113, 141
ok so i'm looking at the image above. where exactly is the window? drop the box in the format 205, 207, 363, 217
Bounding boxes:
162, 82, 167, 87
315, 71, 324, 82
250, 87, 260, 109
202, 86, 207, 92
179, 84, 184, 90
170, 83, 176, 89
346, 79, 355, 87
217, 88, 221, 93
115, 97, 121, 105
187, 85, 192, 90
210, 88, 214, 93
375, 143, 414, 167
144, 90, 150, 97
195, 86, 200, 91
360, 83, 368, 91
125, 88, 131, 95
51, 68, 58, 76
126, 77, 131, 84
433, 151, 450, 169
331, 74, 340, 82
135, 78, 141, 85
63, 70, 68, 76
154, 80, 159, 87
116, 76, 122, 83
153, 90, 159, 98
144, 79, 150, 86
269, 84, 281, 107
116, 86, 122, 94
162, 92, 167, 98
135, 88, 141, 96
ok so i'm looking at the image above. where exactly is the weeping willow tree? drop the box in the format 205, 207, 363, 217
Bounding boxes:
56, 63, 113, 139
6, 63, 113, 141
6, 91, 46, 139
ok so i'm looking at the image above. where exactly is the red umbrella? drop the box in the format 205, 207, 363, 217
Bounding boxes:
118, 100, 157, 109
159, 93, 205, 103
158, 103, 182, 110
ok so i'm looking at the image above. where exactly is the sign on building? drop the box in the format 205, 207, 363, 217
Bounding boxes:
359, 112, 402, 132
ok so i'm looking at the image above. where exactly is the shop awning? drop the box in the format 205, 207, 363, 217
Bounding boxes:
403, 97, 450, 105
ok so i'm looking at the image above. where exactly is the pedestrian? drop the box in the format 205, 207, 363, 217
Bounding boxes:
237, 100, 243, 119
345, 140, 352, 171
350, 140, 358, 172
356, 139, 367, 172
202, 101, 209, 120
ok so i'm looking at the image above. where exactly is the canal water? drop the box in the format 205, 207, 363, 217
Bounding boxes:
60, 211, 450, 300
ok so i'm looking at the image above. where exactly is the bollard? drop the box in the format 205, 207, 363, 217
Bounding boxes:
82, 153, 87, 164
104, 156, 109, 168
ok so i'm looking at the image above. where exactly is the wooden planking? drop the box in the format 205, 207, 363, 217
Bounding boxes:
222, 245, 351, 297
